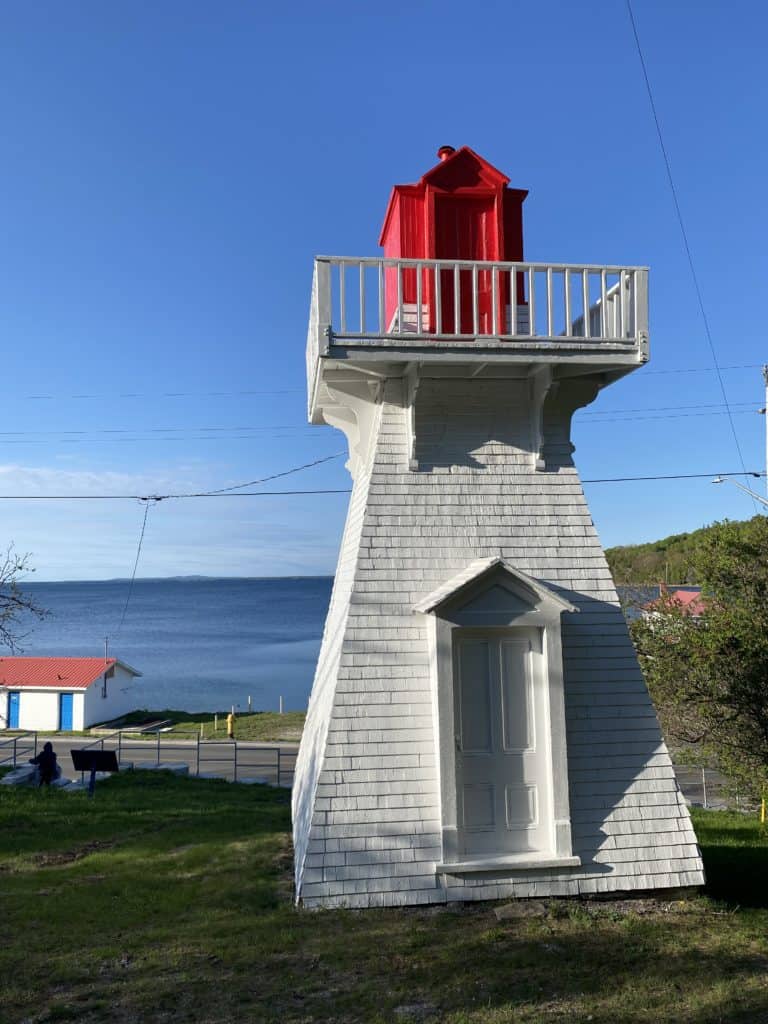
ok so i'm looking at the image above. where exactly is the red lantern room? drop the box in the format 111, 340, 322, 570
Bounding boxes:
379, 146, 528, 335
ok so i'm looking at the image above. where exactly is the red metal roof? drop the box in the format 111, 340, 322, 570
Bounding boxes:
644, 589, 708, 616
0, 657, 139, 690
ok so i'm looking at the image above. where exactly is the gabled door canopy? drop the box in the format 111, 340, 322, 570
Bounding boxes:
414, 557, 578, 618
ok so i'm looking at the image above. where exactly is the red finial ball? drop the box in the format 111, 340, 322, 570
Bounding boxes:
437, 145, 456, 162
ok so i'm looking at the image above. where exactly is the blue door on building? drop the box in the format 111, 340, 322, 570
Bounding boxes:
8, 692, 20, 729
59, 693, 73, 731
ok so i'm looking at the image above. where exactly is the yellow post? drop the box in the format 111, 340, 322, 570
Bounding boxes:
227, 711, 235, 740
761, 792, 766, 826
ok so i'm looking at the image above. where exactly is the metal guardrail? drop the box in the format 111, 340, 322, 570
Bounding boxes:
0, 731, 38, 768
76, 730, 293, 787
672, 764, 745, 810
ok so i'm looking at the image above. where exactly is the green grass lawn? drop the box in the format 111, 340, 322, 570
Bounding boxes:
2, 779, 768, 1024
110, 708, 306, 742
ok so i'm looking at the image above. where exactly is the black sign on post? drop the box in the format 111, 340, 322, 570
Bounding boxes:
71, 748, 120, 798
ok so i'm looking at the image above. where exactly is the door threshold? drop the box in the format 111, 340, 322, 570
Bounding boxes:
436, 854, 581, 874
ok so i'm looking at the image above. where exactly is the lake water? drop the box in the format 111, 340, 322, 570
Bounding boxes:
14, 578, 333, 713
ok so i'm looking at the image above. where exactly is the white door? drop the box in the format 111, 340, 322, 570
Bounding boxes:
454, 628, 552, 858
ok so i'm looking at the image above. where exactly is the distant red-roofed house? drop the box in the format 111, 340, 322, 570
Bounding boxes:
642, 586, 708, 621
0, 657, 142, 732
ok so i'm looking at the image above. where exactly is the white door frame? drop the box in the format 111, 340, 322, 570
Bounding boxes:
417, 560, 580, 873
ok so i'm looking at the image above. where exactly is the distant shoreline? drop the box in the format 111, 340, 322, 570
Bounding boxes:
24, 575, 336, 585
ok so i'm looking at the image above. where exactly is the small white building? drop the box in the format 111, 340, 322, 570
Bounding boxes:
0, 657, 142, 732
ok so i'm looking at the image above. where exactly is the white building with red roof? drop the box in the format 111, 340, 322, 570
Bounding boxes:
642, 587, 707, 620
0, 657, 142, 732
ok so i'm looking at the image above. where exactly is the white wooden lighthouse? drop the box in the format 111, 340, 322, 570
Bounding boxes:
293, 146, 703, 908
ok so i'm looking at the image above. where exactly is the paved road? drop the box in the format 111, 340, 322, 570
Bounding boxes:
6, 735, 737, 809
15, 735, 298, 787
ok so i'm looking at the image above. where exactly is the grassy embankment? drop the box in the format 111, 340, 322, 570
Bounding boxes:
116, 708, 306, 742
29, 709, 307, 743
1, 771, 768, 1024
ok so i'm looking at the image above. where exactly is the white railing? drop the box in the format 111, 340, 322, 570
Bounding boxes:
309, 255, 647, 343
306, 256, 649, 415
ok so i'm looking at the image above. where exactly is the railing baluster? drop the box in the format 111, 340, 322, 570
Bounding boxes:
528, 267, 536, 337
472, 264, 479, 335
546, 267, 554, 337
359, 262, 365, 334
416, 261, 423, 335
582, 270, 590, 340
339, 262, 346, 333
434, 263, 442, 335
378, 261, 385, 334
509, 268, 517, 335
564, 270, 572, 337
396, 262, 403, 334
600, 269, 607, 338
620, 270, 628, 338
454, 263, 460, 336
491, 266, 499, 335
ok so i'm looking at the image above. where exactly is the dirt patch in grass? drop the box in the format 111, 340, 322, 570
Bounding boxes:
31, 838, 117, 867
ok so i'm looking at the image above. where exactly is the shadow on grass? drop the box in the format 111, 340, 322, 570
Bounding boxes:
692, 808, 768, 908
700, 844, 768, 907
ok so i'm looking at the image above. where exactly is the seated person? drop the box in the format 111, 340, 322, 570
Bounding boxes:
30, 741, 61, 786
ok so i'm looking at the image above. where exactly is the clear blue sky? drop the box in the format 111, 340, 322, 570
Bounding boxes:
1, 0, 766, 580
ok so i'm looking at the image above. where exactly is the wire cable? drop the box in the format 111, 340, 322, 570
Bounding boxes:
581, 401, 759, 417
625, 0, 757, 512
644, 363, 764, 376
23, 388, 303, 401
0, 471, 762, 500
183, 452, 346, 496
114, 499, 154, 636
577, 409, 759, 425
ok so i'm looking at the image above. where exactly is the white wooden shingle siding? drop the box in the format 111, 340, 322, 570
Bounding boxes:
293, 377, 704, 907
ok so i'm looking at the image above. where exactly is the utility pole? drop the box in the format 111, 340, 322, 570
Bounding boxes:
763, 365, 768, 499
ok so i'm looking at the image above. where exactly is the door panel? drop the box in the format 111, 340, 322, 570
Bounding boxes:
462, 784, 496, 831
434, 196, 500, 335
59, 693, 73, 731
457, 639, 492, 752
454, 629, 552, 858
8, 692, 20, 729
500, 640, 534, 751
505, 784, 538, 829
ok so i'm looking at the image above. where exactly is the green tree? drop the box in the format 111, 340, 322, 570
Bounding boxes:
0, 547, 46, 651
631, 516, 768, 799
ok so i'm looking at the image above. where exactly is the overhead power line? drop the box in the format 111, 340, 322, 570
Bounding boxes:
0, 425, 320, 436
0, 402, 760, 436
21, 388, 304, 401
0, 489, 353, 499
581, 401, 759, 417
577, 409, 760, 425
625, 0, 756, 512
0, 471, 762, 501
189, 452, 346, 496
644, 363, 765, 376
115, 501, 152, 636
